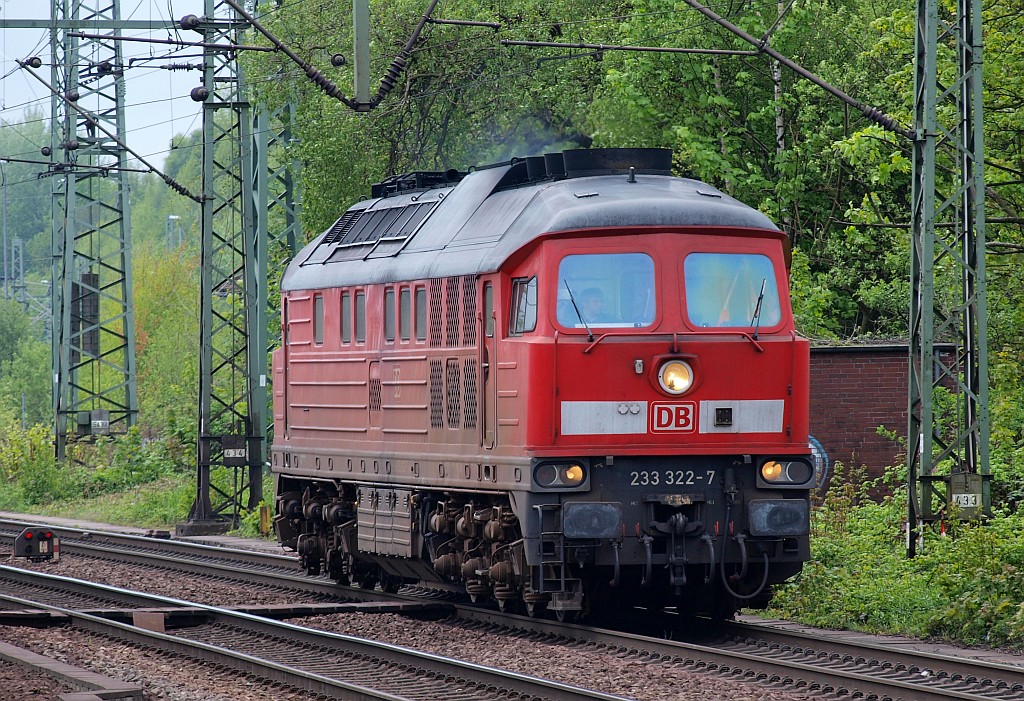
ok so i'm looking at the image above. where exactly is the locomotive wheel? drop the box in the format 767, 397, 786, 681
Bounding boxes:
496, 598, 516, 614
555, 609, 576, 623
380, 572, 402, 594
526, 602, 542, 617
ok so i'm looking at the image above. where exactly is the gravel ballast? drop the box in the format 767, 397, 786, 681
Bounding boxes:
2, 548, 817, 700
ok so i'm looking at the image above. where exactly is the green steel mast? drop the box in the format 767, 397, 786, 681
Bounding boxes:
182, 1, 301, 532
181, 0, 261, 532
908, 0, 989, 553
47, 0, 138, 459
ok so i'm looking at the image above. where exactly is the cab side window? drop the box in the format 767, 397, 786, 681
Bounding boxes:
313, 294, 324, 345
510, 276, 537, 335
355, 291, 366, 343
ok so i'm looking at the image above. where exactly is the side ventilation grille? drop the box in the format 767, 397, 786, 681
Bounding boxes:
462, 277, 477, 345
445, 277, 461, 348
429, 358, 444, 428
429, 279, 443, 348
463, 359, 478, 429
425, 276, 479, 433
445, 359, 462, 429
369, 377, 382, 413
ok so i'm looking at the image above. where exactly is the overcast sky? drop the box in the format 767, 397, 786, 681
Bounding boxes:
0, 1, 211, 168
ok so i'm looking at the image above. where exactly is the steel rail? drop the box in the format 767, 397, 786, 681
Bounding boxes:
0, 566, 631, 701
0, 520, 441, 604
447, 606, 1024, 701
0, 518, 298, 568
718, 619, 1024, 692
7, 518, 1022, 699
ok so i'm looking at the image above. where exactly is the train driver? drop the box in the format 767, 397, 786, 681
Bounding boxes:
580, 287, 615, 324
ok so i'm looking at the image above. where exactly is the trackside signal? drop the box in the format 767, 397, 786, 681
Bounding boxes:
13, 527, 60, 562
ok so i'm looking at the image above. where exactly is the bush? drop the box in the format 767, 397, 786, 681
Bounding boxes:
229, 472, 276, 538
0, 422, 195, 516
920, 512, 1024, 646
769, 463, 1024, 648
62, 426, 191, 498
0, 422, 84, 506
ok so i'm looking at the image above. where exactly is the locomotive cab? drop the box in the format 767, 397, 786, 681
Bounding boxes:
495, 224, 809, 616
271, 148, 811, 619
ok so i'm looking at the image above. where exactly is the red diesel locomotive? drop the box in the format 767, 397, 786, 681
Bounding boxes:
271, 148, 811, 618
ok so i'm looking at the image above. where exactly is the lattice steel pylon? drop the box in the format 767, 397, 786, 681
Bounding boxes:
48, 0, 138, 458
178, 0, 263, 533
908, 0, 989, 553
175, 2, 301, 534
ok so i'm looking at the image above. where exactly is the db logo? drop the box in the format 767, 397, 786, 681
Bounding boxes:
651, 402, 697, 432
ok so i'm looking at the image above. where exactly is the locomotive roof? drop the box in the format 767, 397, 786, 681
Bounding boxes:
282, 149, 781, 291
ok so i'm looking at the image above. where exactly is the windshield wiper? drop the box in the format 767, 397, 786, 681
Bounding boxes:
563, 280, 594, 342
749, 278, 767, 340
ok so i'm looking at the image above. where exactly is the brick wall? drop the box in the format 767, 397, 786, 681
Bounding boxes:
809, 345, 911, 477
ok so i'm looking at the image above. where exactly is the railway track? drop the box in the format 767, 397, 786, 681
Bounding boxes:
0, 517, 300, 571
497, 614, 1024, 701
0, 565, 628, 701
0, 518, 454, 611
5, 517, 1023, 700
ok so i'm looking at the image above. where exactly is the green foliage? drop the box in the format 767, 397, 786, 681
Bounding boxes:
788, 248, 840, 338
233, 474, 277, 538
0, 335, 52, 427
130, 241, 201, 442
0, 421, 190, 513
0, 297, 50, 426
30, 475, 197, 529
0, 298, 33, 368
0, 420, 72, 506
0, 108, 53, 282
127, 131, 202, 252
62, 426, 192, 496
770, 464, 1024, 647
921, 514, 1024, 645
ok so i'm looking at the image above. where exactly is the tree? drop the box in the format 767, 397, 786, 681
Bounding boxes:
0, 108, 55, 282
0, 336, 50, 427
130, 241, 201, 442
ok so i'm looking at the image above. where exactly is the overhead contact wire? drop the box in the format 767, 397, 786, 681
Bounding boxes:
223, 0, 441, 112
16, 58, 202, 202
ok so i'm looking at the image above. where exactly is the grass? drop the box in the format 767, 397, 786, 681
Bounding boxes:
24, 475, 196, 529
765, 465, 1024, 649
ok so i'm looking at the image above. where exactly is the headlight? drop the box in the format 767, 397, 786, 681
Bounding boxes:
534, 462, 587, 488
658, 360, 694, 395
564, 464, 585, 484
759, 459, 814, 486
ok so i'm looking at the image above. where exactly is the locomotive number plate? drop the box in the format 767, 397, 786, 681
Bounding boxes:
629, 469, 716, 487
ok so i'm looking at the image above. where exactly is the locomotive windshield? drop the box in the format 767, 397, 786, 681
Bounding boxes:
557, 253, 655, 328
684, 253, 782, 328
